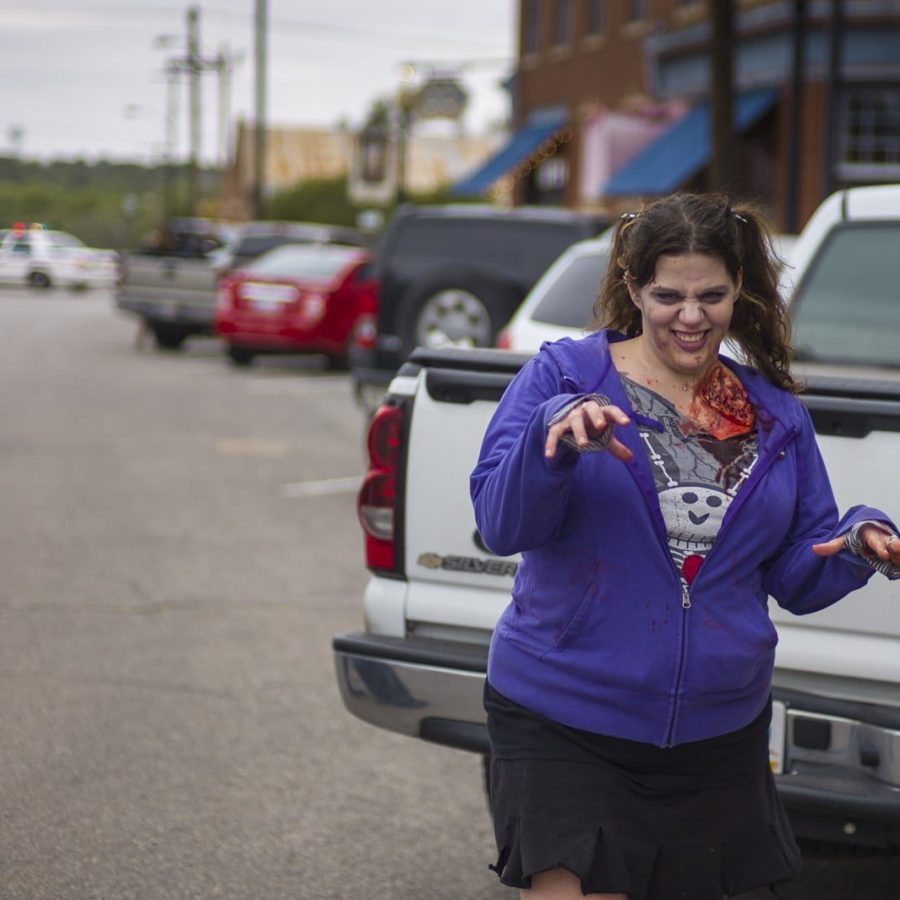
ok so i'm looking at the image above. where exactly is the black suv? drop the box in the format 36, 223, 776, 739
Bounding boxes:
351, 204, 610, 402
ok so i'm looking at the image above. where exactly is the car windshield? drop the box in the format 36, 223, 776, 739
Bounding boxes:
243, 245, 360, 280
791, 222, 900, 366
529, 251, 609, 328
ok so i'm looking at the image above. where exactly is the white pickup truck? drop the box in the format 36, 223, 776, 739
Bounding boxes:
333, 185, 900, 854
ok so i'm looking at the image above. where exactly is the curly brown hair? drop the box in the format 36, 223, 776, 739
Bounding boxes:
592, 193, 798, 393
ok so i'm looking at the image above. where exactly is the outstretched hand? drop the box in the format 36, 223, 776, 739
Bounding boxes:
813, 524, 900, 565
545, 401, 633, 462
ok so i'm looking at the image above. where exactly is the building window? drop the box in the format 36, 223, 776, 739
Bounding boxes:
627, 0, 649, 21
536, 155, 569, 194
522, 0, 540, 55
838, 88, 900, 179
524, 149, 570, 205
553, 0, 574, 47
587, 0, 606, 35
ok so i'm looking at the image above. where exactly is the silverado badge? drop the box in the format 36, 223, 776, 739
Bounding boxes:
416, 552, 518, 577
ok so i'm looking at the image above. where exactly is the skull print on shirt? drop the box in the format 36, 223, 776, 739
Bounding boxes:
622, 378, 759, 585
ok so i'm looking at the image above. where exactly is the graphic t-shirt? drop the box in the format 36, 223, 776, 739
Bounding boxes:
621, 377, 760, 586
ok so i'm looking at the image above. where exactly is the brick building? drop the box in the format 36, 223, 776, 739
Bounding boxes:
453, 0, 900, 230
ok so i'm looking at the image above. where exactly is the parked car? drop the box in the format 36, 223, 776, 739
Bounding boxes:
497, 230, 798, 353
212, 220, 368, 277
350, 204, 611, 408
116, 219, 365, 351
214, 242, 374, 369
0, 222, 118, 290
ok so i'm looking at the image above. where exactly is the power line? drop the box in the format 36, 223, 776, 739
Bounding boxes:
0, 4, 182, 17
202, 5, 511, 52
2, 3, 510, 52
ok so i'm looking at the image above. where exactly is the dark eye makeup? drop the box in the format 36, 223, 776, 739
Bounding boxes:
651, 289, 728, 304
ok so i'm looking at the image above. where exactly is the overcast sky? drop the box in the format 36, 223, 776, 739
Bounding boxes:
0, 0, 516, 164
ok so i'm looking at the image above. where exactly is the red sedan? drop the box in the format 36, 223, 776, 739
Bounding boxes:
215, 243, 374, 368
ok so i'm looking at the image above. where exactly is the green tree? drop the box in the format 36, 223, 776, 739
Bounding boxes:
267, 176, 362, 227
0, 155, 219, 247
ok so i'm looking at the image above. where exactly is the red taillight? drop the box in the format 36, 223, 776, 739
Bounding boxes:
357, 403, 404, 573
353, 313, 377, 350
495, 327, 512, 350
351, 275, 379, 348
216, 275, 236, 309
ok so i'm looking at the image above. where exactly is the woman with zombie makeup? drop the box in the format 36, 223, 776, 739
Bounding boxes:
471, 193, 900, 900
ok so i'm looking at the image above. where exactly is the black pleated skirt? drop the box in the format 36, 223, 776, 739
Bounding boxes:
484, 681, 801, 899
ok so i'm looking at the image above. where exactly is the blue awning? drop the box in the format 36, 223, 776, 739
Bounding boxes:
603, 88, 778, 197
451, 110, 568, 197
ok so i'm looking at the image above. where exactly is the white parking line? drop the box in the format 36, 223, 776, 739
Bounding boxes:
282, 476, 361, 498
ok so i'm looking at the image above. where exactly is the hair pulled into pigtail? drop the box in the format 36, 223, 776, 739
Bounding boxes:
597, 211, 645, 338
591, 193, 799, 393
726, 203, 797, 392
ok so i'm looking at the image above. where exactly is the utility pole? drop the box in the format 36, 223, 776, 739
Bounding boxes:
710, 0, 736, 193
394, 97, 413, 205
823, 0, 844, 197
157, 11, 221, 219
187, 5, 202, 216
253, 0, 268, 220
786, 0, 807, 233
163, 61, 181, 222
216, 45, 241, 170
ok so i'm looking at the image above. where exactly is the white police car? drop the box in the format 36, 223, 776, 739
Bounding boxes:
0, 222, 118, 290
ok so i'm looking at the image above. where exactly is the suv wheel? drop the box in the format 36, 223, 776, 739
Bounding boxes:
416, 288, 493, 349
398, 272, 514, 355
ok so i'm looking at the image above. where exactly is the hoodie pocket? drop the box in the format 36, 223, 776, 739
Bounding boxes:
548, 581, 599, 652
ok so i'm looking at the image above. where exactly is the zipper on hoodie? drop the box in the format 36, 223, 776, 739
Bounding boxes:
663, 576, 691, 747
631, 439, 693, 747
662, 423, 799, 747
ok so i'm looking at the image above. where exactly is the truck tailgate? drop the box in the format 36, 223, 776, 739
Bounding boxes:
117, 255, 218, 312
403, 361, 519, 637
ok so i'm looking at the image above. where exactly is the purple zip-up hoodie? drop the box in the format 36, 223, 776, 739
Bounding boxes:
471, 331, 894, 747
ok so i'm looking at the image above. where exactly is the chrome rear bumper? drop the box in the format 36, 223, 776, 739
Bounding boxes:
333, 632, 489, 753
